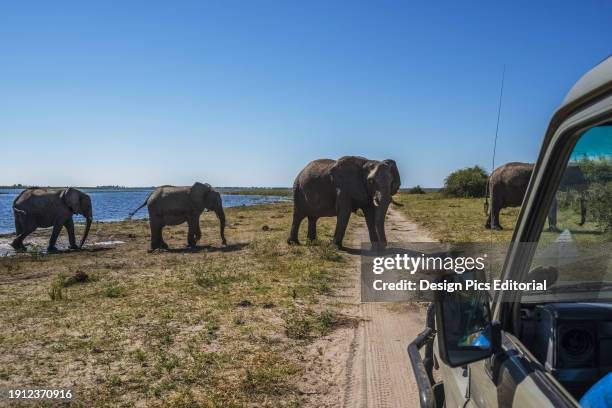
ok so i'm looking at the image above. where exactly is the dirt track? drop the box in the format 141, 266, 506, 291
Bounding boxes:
301, 207, 435, 408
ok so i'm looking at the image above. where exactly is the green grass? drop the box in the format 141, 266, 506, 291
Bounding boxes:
394, 192, 518, 242
394, 192, 606, 244
0, 202, 348, 407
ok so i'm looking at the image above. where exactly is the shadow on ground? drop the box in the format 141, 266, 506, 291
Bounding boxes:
151, 242, 249, 254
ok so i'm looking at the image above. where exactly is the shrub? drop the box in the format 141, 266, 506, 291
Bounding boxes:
443, 166, 488, 198
588, 182, 612, 233
575, 156, 612, 184
28, 243, 46, 260
407, 185, 426, 194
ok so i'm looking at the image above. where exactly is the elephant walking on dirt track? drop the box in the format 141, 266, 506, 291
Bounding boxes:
11, 187, 93, 252
288, 156, 401, 250
128, 182, 226, 250
485, 162, 587, 231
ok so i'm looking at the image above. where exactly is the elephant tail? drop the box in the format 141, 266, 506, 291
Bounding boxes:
483, 177, 490, 215
126, 193, 152, 220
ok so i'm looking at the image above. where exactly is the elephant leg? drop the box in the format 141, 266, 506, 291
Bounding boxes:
48, 221, 63, 252
194, 219, 202, 242
64, 218, 79, 250
333, 207, 351, 249
363, 207, 378, 243
150, 219, 165, 250
484, 209, 492, 229
307, 217, 317, 241
10, 219, 34, 251
547, 196, 559, 232
14, 215, 22, 236
288, 211, 305, 245
187, 218, 198, 248
491, 203, 503, 230
11, 233, 29, 250
10, 216, 25, 250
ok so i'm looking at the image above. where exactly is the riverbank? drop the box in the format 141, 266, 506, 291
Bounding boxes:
0, 202, 350, 406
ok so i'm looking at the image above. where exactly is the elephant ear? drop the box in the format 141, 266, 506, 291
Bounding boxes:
331, 157, 369, 204
383, 159, 401, 195
60, 187, 81, 213
189, 182, 212, 211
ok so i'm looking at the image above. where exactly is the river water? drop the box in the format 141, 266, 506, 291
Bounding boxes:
0, 188, 289, 234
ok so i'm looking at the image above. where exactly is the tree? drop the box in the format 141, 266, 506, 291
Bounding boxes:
407, 185, 426, 194
443, 166, 488, 198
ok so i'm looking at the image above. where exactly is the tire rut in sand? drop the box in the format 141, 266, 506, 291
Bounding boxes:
300, 207, 434, 408
342, 207, 434, 408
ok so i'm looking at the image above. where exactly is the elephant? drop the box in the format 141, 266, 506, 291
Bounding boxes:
485, 162, 587, 231
10, 187, 93, 252
288, 156, 401, 250
128, 182, 226, 250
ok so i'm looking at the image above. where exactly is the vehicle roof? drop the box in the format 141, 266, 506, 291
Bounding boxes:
562, 55, 612, 108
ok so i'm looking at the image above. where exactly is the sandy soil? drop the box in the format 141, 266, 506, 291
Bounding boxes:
300, 207, 435, 407
0, 234, 125, 257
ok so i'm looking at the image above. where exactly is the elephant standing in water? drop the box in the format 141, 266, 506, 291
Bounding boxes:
129, 182, 226, 250
288, 156, 401, 250
11, 187, 93, 252
485, 162, 587, 231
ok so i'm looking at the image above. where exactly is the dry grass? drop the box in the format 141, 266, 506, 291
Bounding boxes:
0, 203, 348, 407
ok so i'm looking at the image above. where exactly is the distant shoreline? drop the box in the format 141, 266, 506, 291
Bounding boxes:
0, 187, 441, 194
0, 186, 293, 194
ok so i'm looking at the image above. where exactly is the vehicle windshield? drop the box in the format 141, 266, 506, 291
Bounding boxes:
524, 125, 612, 302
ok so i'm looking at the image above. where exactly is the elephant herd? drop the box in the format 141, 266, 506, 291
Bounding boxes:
8, 156, 400, 253
8, 156, 587, 253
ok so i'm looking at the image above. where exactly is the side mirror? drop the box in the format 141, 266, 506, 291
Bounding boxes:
434, 270, 501, 367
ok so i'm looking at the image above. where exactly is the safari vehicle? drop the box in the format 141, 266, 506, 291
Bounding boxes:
409, 56, 612, 408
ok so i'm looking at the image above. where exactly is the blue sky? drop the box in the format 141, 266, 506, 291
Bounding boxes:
1, 1, 610, 188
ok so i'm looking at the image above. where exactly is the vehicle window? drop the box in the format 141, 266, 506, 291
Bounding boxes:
525, 125, 612, 302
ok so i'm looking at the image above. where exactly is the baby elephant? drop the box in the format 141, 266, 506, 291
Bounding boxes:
129, 182, 226, 250
11, 187, 93, 252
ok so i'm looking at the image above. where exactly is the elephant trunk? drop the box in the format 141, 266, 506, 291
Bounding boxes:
373, 191, 391, 248
80, 216, 92, 248
215, 207, 227, 245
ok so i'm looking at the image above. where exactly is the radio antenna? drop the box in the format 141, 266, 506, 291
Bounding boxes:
491, 65, 505, 174
487, 65, 505, 243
